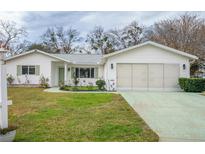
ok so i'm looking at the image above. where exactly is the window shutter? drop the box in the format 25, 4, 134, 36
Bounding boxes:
71, 67, 75, 78
35, 65, 40, 75
17, 65, 22, 76
94, 67, 98, 78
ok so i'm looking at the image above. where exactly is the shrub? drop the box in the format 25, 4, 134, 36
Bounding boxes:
60, 85, 71, 91
7, 74, 15, 85
73, 76, 79, 87
72, 86, 78, 91
87, 85, 94, 91
25, 74, 30, 84
59, 81, 64, 88
39, 75, 49, 88
87, 82, 94, 90
60, 85, 98, 91
179, 78, 205, 92
0, 125, 17, 135
96, 79, 106, 90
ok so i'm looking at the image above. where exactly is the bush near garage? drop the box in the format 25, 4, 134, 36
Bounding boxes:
96, 79, 106, 90
179, 78, 205, 92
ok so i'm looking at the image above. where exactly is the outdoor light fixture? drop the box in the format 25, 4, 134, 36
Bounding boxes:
111, 63, 114, 69
183, 64, 186, 70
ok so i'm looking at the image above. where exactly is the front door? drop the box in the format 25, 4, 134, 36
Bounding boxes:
59, 68, 64, 84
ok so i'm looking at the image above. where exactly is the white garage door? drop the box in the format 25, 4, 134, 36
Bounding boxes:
116, 64, 132, 89
132, 64, 148, 90
164, 64, 180, 89
117, 63, 179, 91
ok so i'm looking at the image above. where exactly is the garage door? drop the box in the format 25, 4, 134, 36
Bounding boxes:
132, 64, 148, 90
148, 64, 164, 90
117, 63, 179, 91
116, 64, 132, 89
164, 64, 180, 89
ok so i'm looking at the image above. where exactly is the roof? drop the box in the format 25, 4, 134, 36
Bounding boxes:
5, 49, 102, 65
103, 41, 198, 60
51, 54, 102, 65
5, 41, 198, 65
5, 49, 72, 63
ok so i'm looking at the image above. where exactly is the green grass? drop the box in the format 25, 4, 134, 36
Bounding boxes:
8, 88, 158, 142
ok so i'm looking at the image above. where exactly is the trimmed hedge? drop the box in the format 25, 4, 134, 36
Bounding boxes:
179, 78, 205, 92
60, 86, 99, 91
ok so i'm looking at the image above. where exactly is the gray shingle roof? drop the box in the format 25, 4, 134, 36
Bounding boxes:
51, 54, 102, 64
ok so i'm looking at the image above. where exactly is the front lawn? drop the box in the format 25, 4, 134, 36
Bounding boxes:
8, 88, 158, 141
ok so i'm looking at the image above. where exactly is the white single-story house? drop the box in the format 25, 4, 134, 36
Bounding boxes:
5, 41, 198, 91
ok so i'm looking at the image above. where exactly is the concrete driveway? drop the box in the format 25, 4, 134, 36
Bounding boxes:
120, 92, 205, 141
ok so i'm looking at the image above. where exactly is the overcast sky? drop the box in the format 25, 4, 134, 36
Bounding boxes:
1, 11, 205, 42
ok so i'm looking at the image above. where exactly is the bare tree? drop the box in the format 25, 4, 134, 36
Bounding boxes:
107, 29, 126, 50
147, 13, 205, 60
41, 27, 59, 53
86, 22, 144, 54
41, 27, 81, 53
13, 40, 31, 53
0, 20, 27, 48
86, 26, 115, 54
121, 21, 144, 47
106, 21, 144, 51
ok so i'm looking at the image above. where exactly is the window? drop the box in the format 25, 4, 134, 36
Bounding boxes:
29, 66, 35, 74
22, 66, 29, 75
80, 68, 90, 78
75, 68, 79, 78
22, 65, 36, 75
75, 67, 96, 78
91, 68, 94, 78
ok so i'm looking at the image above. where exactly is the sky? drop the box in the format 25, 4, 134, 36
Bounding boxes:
1, 11, 205, 43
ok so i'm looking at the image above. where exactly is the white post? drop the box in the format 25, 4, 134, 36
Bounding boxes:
64, 63, 68, 85
0, 49, 8, 129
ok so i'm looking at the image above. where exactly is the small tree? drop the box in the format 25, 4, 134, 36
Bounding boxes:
73, 75, 79, 87
24, 74, 30, 84
39, 75, 49, 88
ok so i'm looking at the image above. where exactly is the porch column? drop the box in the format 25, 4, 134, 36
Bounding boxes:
64, 62, 68, 85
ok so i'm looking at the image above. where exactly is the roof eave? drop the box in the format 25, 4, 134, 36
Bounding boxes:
5, 49, 72, 63
103, 41, 198, 60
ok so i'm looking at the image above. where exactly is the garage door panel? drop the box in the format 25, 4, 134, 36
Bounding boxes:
132, 64, 148, 89
117, 63, 180, 91
148, 64, 164, 88
164, 64, 179, 88
117, 64, 132, 89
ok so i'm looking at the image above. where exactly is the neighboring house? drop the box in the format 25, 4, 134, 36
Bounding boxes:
196, 62, 205, 78
201, 63, 205, 78
5, 41, 198, 91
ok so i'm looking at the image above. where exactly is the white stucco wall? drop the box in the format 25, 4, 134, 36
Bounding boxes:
51, 63, 104, 86
5, 44, 193, 90
6, 52, 104, 87
6, 52, 58, 86
104, 44, 191, 90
